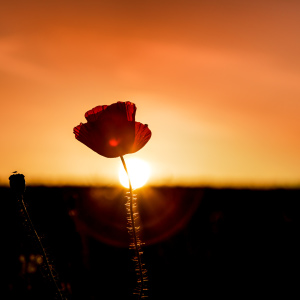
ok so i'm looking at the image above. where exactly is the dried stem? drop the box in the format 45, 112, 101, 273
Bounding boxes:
120, 156, 147, 299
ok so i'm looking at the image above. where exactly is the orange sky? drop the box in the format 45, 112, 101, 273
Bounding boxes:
1, 0, 300, 187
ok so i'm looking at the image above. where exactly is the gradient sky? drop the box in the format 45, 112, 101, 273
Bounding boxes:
1, 0, 300, 187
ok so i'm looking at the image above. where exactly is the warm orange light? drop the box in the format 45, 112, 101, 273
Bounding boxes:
119, 158, 151, 189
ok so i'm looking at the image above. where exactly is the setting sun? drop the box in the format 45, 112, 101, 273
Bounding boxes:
119, 158, 151, 189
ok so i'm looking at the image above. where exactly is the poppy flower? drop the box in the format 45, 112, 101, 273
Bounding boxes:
73, 101, 151, 158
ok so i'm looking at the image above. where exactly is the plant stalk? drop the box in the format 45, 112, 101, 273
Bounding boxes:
18, 194, 65, 300
120, 156, 146, 299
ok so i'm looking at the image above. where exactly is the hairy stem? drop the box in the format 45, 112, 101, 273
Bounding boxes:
18, 195, 65, 300
120, 156, 146, 299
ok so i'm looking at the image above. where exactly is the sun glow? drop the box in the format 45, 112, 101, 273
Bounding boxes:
119, 158, 151, 189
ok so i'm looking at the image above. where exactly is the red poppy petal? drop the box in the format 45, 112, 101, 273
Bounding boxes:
130, 122, 152, 154
85, 102, 136, 123
122, 101, 136, 122
74, 118, 136, 158
85, 105, 108, 122
73, 123, 98, 154
106, 102, 136, 122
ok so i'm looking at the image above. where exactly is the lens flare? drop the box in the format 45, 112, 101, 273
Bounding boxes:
119, 158, 150, 189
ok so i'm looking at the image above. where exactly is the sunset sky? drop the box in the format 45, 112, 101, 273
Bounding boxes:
1, 0, 300, 187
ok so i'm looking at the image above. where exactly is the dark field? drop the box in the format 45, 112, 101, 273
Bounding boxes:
2, 186, 300, 299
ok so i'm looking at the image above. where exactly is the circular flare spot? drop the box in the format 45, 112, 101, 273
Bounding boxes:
109, 138, 119, 147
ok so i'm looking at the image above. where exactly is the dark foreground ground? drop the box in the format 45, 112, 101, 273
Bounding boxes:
1, 186, 300, 299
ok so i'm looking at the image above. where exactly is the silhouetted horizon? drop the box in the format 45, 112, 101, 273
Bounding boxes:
3, 186, 300, 299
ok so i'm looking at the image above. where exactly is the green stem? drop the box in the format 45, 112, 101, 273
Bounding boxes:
120, 156, 145, 299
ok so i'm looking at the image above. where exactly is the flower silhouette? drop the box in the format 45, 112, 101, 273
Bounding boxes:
73, 101, 151, 158
74, 101, 151, 298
